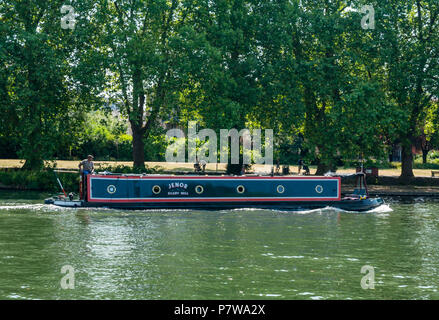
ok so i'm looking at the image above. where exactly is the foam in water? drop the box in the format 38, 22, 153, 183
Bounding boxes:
330, 203, 393, 214
0, 203, 48, 210
0, 202, 393, 214
0, 203, 73, 213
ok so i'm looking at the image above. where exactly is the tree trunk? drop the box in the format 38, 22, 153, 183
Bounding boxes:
400, 144, 414, 179
315, 162, 335, 176
422, 149, 428, 164
21, 38, 44, 171
132, 129, 145, 168
21, 122, 44, 170
22, 157, 44, 170
315, 164, 326, 176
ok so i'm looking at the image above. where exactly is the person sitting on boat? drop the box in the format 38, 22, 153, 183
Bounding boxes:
298, 158, 304, 174
79, 155, 94, 200
200, 159, 207, 173
194, 157, 201, 172
275, 158, 280, 174
302, 163, 310, 175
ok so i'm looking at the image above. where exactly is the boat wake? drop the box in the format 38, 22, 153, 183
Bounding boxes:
0, 202, 393, 215
331, 203, 393, 214
0, 203, 193, 215
0, 203, 45, 210
0, 203, 74, 213
226, 204, 393, 214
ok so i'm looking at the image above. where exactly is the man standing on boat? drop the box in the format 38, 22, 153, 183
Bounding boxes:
79, 155, 94, 200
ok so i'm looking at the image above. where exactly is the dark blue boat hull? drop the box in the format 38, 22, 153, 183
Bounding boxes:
45, 174, 384, 212
81, 197, 384, 212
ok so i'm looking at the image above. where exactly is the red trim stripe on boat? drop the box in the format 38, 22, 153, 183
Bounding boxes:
87, 175, 342, 203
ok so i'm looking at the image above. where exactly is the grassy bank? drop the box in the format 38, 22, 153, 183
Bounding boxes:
2, 159, 439, 177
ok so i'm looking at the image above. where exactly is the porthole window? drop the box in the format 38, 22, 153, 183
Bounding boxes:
277, 185, 285, 194
152, 185, 161, 194
107, 185, 117, 194
315, 185, 323, 194
195, 185, 204, 194
237, 185, 245, 194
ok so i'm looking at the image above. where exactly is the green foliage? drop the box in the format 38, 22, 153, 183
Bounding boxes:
0, 170, 79, 191
342, 159, 398, 170
75, 109, 132, 160
413, 153, 439, 169
143, 125, 168, 161
1, 0, 439, 177
413, 162, 439, 170
428, 151, 439, 160
0, 0, 106, 168
96, 164, 162, 175
368, 0, 439, 176
0, 164, 162, 191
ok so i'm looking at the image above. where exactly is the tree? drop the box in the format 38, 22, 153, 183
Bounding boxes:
423, 99, 439, 163
92, 0, 204, 168
0, 0, 105, 169
371, 0, 439, 177
249, 0, 395, 174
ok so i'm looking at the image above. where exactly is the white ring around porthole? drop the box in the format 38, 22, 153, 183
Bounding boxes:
237, 185, 245, 194
315, 185, 324, 194
107, 185, 116, 194
195, 185, 204, 194
152, 185, 161, 194
277, 185, 285, 194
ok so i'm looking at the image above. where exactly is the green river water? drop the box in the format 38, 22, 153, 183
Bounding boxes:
0, 190, 438, 300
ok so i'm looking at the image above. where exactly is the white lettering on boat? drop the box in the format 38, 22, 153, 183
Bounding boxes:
168, 182, 189, 196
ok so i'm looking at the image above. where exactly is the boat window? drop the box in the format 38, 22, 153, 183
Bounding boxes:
315, 185, 323, 194
237, 185, 245, 194
195, 185, 204, 194
152, 185, 161, 194
107, 185, 117, 194
277, 185, 285, 194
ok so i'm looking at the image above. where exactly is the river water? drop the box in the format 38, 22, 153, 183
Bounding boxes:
0, 191, 438, 300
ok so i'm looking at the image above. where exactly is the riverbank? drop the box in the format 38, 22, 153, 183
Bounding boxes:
371, 186, 439, 197
1, 160, 439, 196
344, 185, 439, 198
1, 159, 438, 177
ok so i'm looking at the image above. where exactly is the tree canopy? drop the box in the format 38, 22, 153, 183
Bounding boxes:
1, 0, 438, 177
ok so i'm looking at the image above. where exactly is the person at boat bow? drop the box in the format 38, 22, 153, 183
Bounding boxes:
79, 155, 94, 200
79, 155, 95, 175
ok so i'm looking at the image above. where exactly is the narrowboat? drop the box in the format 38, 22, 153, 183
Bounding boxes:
44, 172, 384, 212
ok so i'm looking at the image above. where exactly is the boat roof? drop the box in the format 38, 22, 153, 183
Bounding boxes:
93, 172, 344, 179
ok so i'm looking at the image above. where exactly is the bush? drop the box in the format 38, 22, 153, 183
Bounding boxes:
413, 162, 439, 170
341, 159, 397, 169
226, 164, 252, 175
0, 169, 79, 191
96, 164, 162, 174
428, 150, 439, 160
0, 165, 163, 192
